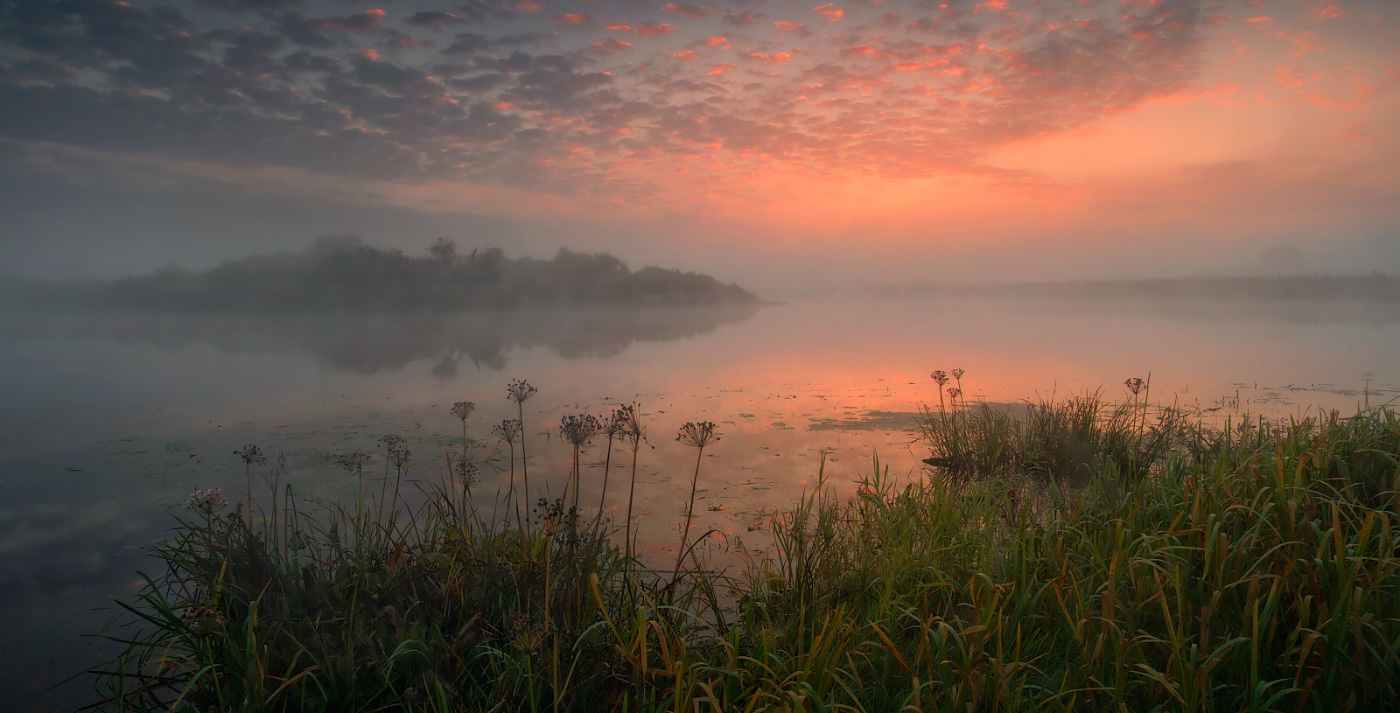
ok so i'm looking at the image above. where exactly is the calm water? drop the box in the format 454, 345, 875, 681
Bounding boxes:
2, 294, 1398, 710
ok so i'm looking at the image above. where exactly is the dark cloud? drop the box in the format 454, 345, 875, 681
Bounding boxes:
8, 56, 77, 84
663, 3, 709, 19
278, 9, 385, 47
405, 11, 467, 28
723, 11, 767, 27
0, 0, 1216, 196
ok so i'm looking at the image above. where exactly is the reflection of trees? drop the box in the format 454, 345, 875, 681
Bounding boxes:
0, 306, 761, 375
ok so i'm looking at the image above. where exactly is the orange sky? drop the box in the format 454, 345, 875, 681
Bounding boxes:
1, 0, 1397, 283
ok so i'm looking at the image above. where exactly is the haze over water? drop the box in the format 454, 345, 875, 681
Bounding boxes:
2, 0, 1400, 709
3, 293, 1398, 708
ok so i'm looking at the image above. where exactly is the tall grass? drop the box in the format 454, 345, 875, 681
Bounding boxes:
919, 384, 1188, 483
83, 398, 1400, 712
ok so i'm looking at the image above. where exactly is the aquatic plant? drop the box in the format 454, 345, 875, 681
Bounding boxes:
671, 421, 720, 588
84, 397, 1400, 713
559, 413, 602, 511
184, 487, 227, 516
931, 369, 949, 411
507, 379, 538, 522
615, 404, 646, 563
920, 388, 1185, 483
234, 444, 266, 525
450, 400, 475, 458
377, 434, 410, 521
492, 418, 523, 527
594, 405, 630, 531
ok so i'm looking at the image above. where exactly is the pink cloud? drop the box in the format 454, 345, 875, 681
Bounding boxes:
745, 51, 794, 66
664, 3, 708, 19
636, 23, 677, 38
591, 38, 632, 55
814, 4, 845, 22
1308, 1, 1347, 22
552, 13, 593, 26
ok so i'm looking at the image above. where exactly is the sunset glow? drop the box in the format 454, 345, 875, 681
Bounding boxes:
1, 0, 1397, 283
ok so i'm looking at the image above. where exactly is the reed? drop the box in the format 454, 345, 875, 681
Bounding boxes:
83, 396, 1400, 713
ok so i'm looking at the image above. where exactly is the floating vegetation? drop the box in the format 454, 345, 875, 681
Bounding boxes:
81, 379, 1400, 713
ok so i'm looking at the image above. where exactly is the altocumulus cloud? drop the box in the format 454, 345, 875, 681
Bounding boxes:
0, 0, 1390, 205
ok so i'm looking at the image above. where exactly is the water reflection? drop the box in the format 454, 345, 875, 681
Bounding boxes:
0, 305, 762, 375
2, 294, 1399, 711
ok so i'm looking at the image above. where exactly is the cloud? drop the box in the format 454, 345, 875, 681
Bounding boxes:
773, 21, 811, 37
551, 13, 594, 27
814, 4, 846, 22
663, 3, 709, 19
723, 11, 769, 27
279, 10, 385, 47
591, 38, 632, 55
636, 23, 677, 38
0, 0, 1380, 222
406, 11, 467, 29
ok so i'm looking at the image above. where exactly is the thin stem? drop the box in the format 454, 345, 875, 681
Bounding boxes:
509, 442, 521, 529
518, 402, 530, 526
596, 430, 615, 531
670, 445, 705, 588
625, 441, 639, 564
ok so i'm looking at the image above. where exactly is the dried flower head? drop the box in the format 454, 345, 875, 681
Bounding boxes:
455, 459, 479, 487
235, 445, 266, 466
946, 387, 962, 400
602, 404, 626, 436
931, 370, 949, 386
506, 379, 538, 405
559, 413, 602, 447
951, 368, 965, 381
328, 450, 364, 473
1124, 377, 1146, 396
676, 421, 720, 449
378, 435, 411, 469
492, 418, 522, 444
450, 401, 475, 421
181, 602, 227, 636
615, 403, 643, 444
185, 487, 228, 515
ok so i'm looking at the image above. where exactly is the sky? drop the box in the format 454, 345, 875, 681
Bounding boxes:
0, 0, 1397, 288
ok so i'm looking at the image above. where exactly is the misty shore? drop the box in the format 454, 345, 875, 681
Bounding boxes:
0, 237, 759, 313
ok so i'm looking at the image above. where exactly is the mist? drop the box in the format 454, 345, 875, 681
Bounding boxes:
4, 0, 1400, 710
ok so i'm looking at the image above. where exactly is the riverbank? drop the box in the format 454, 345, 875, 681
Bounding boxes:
79, 393, 1400, 712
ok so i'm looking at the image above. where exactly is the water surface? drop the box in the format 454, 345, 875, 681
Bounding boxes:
2, 294, 1397, 710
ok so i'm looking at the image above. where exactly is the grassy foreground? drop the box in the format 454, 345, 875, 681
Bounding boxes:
84, 399, 1400, 712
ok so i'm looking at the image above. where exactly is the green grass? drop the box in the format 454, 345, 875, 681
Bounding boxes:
83, 397, 1400, 712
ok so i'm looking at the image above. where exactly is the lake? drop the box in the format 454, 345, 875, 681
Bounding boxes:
2, 292, 1397, 710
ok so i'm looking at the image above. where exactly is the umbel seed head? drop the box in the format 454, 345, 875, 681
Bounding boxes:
493, 418, 522, 444
931, 370, 949, 386
559, 414, 602, 446
236, 445, 266, 465
676, 421, 720, 449
507, 379, 538, 404
378, 435, 411, 468
185, 488, 228, 515
455, 459, 479, 487
451, 401, 475, 421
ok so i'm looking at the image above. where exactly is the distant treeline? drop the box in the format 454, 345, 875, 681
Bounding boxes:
15, 237, 758, 312
881, 274, 1400, 302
